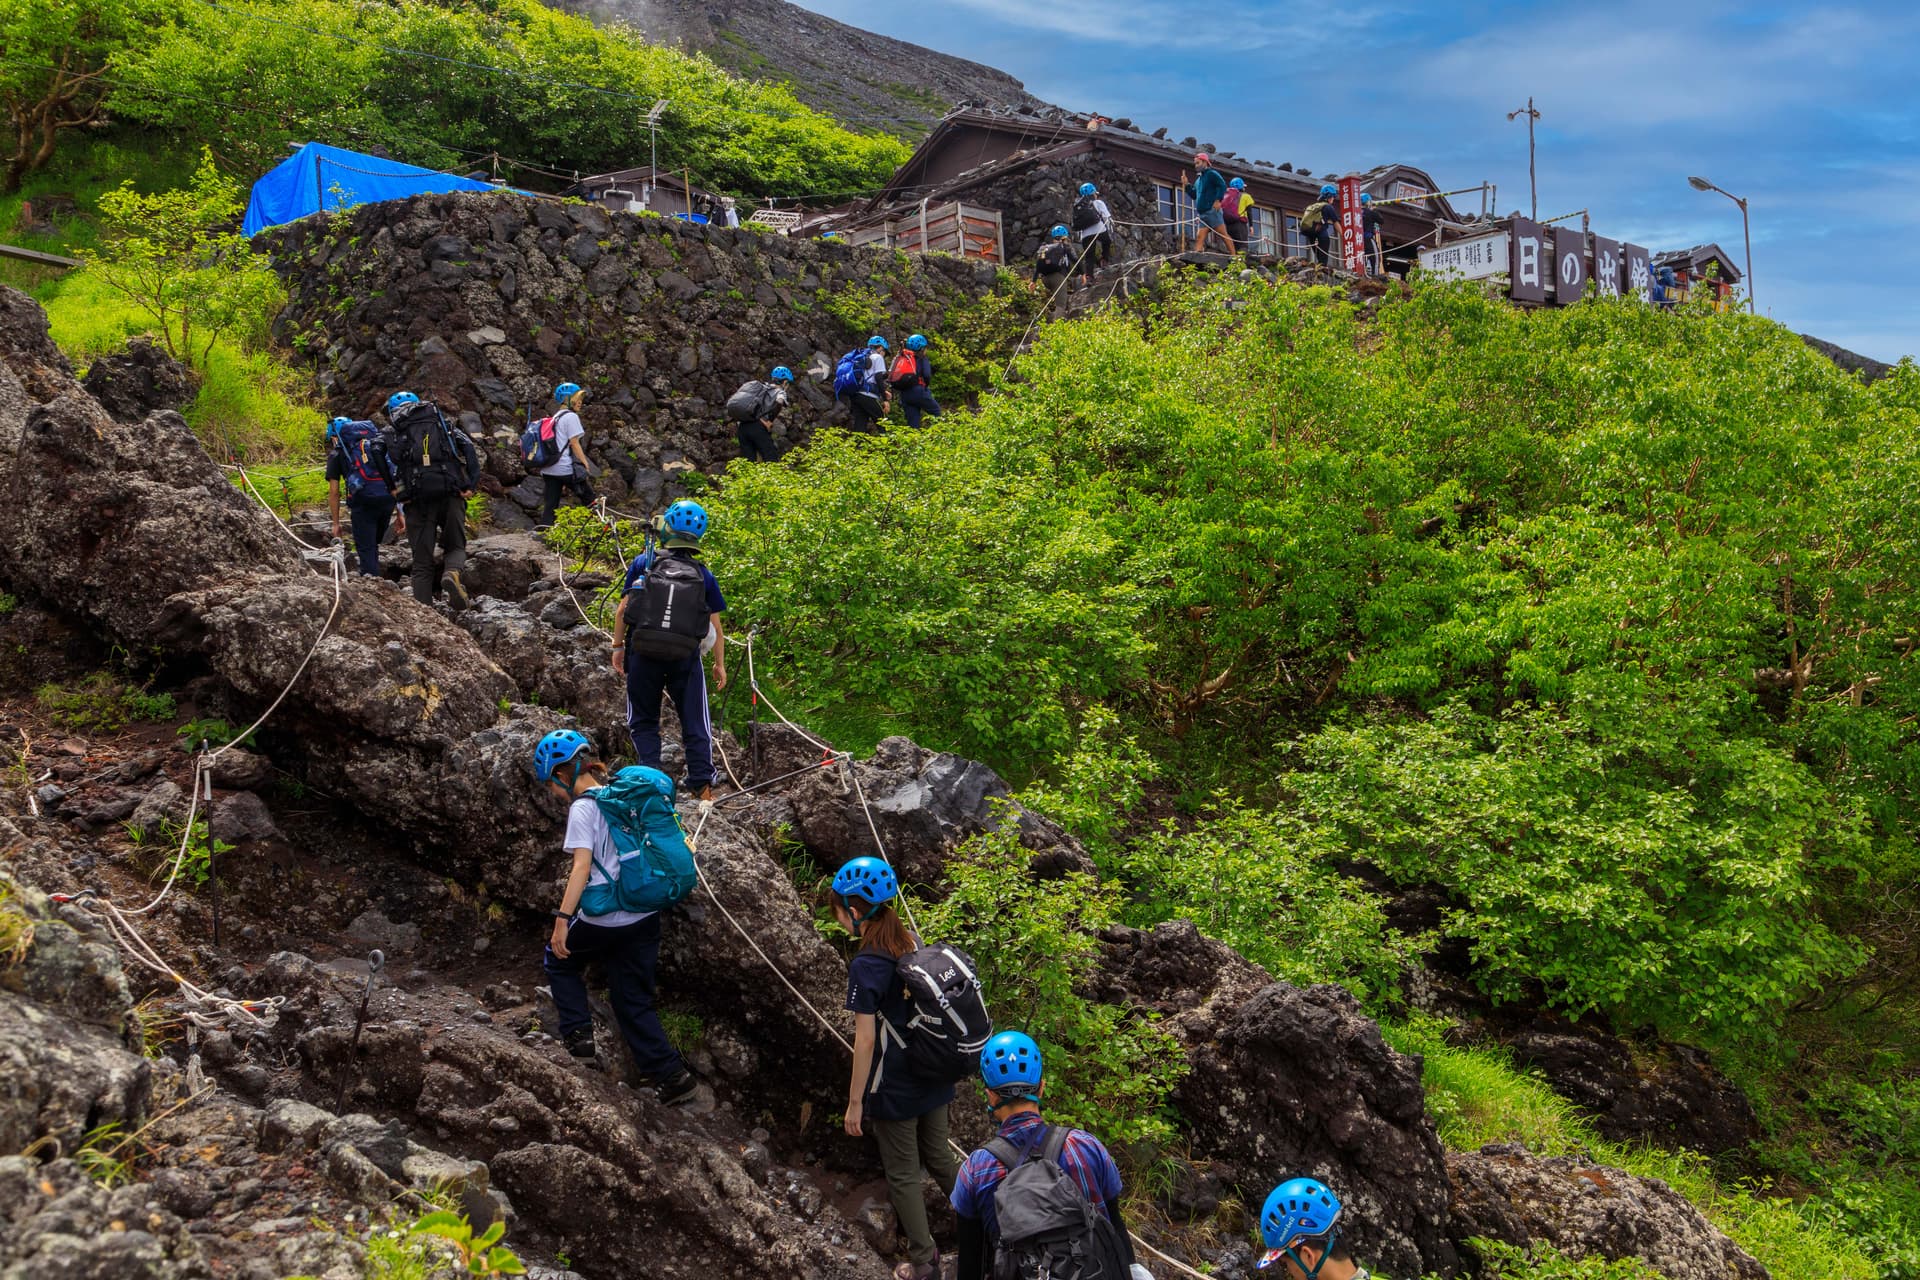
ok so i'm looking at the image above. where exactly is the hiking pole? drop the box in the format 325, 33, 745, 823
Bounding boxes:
333, 948, 384, 1114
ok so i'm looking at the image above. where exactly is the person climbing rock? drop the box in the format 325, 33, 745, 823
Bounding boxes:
612, 500, 727, 802
386, 391, 480, 610
1035, 225, 1076, 304
833, 857, 960, 1280
1072, 182, 1114, 284
1257, 1178, 1367, 1279
1183, 153, 1233, 256
538, 381, 597, 527
1301, 185, 1338, 267
951, 1032, 1141, 1280
325, 415, 404, 577
533, 729, 698, 1106
839, 335, 892, 435
727, 366, 793, 462
889, 335, 940, 430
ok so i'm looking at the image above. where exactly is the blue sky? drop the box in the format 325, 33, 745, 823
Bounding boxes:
795, 0, 1919, 363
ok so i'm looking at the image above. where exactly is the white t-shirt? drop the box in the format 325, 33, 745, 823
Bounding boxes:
564, 794, 652, 926
541, 408, 584, 478
1078, 198, 1112, 240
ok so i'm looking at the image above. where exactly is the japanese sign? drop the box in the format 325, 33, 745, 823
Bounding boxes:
1551, 225, 1587, 302
1338, 175, 1367, 275
1592, 236, 1622, 298
1508, 217, 1547, 303
1393, 181, 1431, 209
1623, 244, 1651, 300
1418, 233, 1511, 280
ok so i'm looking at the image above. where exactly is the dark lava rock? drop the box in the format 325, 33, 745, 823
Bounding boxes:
79, 336, 195, 424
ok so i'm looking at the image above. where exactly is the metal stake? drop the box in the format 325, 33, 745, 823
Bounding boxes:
333, 949, 385, 1114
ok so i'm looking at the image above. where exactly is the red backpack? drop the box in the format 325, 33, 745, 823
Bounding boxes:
889, 351, 919, 387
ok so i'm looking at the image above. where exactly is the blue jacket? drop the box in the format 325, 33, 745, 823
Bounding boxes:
1188, 168, 1227, 215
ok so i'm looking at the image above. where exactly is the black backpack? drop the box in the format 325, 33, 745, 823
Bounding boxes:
392, 402, 472, 500
726, 380, 778, 422
623, 551, 711, 660
986, 1126, 1132, 1280
884, 943, 992, 1083
1070, 195, 1101, 231
1037, 241, 1072, 274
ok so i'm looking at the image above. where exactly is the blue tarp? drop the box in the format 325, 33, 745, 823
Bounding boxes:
244, 142, 501, 238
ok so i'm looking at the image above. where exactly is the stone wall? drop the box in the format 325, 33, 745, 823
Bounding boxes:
262, 192, 1024, 521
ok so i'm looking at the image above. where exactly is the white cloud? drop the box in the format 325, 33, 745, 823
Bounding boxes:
936, 0, 1397, 54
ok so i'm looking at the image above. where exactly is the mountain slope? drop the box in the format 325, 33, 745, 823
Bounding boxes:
544, 0, 1042, 138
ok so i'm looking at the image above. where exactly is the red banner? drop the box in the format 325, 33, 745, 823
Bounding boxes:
1338, 175, 1366, 274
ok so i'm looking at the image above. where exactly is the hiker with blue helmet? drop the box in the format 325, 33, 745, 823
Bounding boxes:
325, 414, 405, 576
1070, 181, 1113, 284
1221, 175, 1253, 258
888, 335, 941, 430
1258, 1178, 1364, 1279
1034, 225, 1076, 308
1183, 152, 1234, 256
831, 857, 961, 1280
841, 335, 892, 435
952, 1032, 1143, 1280
384, 389, 480, 609
612, 499, 727, 801
726, 365, 793, 463
538, 381, 597, 528
533, 729, 698, 1105
1357, 193, 1384, 277
1301, 185, 1339, 267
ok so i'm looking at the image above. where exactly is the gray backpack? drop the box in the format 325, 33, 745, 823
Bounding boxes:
985, 1126, 1131, 1280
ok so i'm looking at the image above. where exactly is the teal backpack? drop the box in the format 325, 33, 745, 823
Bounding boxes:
577, 766, 697, 916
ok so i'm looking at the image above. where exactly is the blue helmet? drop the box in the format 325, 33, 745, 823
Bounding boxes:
554, 381, 582, 403
832, 856, 898, 906
867, 334, 889, 349
1078, 182, 1097, 196
1051, 224, 1070, 238
533, 729, 593, 784
1229, 177, 1246, 189
1258, 1178, 1344, 1273
661, 499, 708, 541
385, 391, 419, 415
1320, 183, 1338, 197
905, 334, 928, 351
980, 1031, 1043, 1093
327, 415, 351, 439
770, 366, 794, 382
1359, 192, 1372, 206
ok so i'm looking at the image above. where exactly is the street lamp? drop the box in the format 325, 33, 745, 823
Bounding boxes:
1506, 97, 1540, 220
1687, 175, 1754, 314
645, 99, 668, 210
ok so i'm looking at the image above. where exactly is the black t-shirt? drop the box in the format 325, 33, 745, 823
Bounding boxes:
1362, 208, 1382, 244
847, 947, 957, 1122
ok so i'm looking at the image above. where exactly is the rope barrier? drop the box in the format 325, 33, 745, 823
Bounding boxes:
51, 469, 352, 1032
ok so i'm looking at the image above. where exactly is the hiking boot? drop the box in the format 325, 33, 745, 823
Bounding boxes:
892, 1259, 937, 1280
656, 1068, 699, 1106
693, 784, 715, 803
563, 1027, 597, 1060
444, 571, 470, 611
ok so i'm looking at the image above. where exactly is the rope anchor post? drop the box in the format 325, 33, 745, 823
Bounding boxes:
333, 948, 385, 1114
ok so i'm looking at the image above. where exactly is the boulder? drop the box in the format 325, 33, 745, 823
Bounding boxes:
757, 728, 1092, 886
1448, 1143, 1767, 1280
1489, 1016, 1759, 1154
207, 746, 273, 792
79, 336, 195, 424
1175, 978, 1458, 1277
209, 790, 282, 844
0, 1156, 211, 1280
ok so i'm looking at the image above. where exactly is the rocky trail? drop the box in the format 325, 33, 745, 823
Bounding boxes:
0, 263, 1785, 1280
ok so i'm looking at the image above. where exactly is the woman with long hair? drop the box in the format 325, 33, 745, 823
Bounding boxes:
833, 857, 959, 1280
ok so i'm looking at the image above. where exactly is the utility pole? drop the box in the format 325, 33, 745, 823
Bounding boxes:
1506, 97, 1540, 220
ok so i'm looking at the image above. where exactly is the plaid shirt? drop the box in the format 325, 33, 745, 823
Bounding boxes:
950, 1111, 1123, 1239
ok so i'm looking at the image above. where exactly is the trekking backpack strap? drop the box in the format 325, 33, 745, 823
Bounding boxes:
984, 1136, 1030, 1175
1040, 1124, 1070, 1170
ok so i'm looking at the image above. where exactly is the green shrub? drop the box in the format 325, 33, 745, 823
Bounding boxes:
36, 674, 176, 732
1122, 799, 1423, 1010
1015, 704, 1158, 868
1466, 1240, 1660, 1278
912, 825, 1186, 1152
